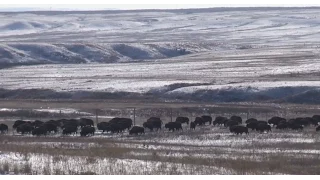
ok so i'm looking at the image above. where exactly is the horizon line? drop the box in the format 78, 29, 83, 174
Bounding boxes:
0, 6, 319, 13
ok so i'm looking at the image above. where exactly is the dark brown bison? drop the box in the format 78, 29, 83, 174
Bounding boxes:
143, 121, 154, 131
276, 122, 288, 130
268, 117, 286, 126
62, 125, 78, 136
79, 118, 94, 128
256, 124, 271, 133
201, 115, 212, 125
176, 117, 190, 124
257, 121, 268, 125
224, 120, 239, 127
194, 117, 205, 126
246, 122, 258, 130
129, 126, 145, 135
312, 115, 320, 125
80, 126, 95, 137
32, 127, 48, 136
190, 122, 196, 130
165, 122, 182, 132
109, 117, 133, 131
97, 122, 111, 133
0, 123, 8, 134
230, 116, 242, 124
229, 125, 249, 135
41, 122, 58, 134
213, 116, 228, 126
13, 120, 29, 130
288, 123, 303, 131
32, 120, 44, 128
17, 123, 34, 135
245, 118, 258, 124
316, 126, 320, 132
146, 117, 162, 131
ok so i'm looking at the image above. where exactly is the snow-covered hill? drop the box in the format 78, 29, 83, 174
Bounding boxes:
1, 7, 320, 103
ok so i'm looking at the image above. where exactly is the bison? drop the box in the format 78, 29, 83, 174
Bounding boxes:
316, 126, 320, 132
256, 123, 271, 133
276, 122, 288, 130
190, 122, 196, 130
312, 115, 320, 125
13, 120, 28, 130
42, 122, 58, 134
288, 123, 303, 131
194, 117, 205, 126
224, 120, 239, 127
80, 126, 95, 137
79, 118, 94, 128
201, 115, 212, 125
63, 119, 79, 128
165, 122, 182, 132
129, 126, 145, 135
32, 127, 47, 136
17, 123, 34, 135
230, 116, 242, 124
268, 117, 286, 126
109, 117, 133, 131
32, 120, 44, 128
213, 116, 228, 126
257, 121, 268, 125
175, 117, 189, 125
62, 125, 78, 136
245, 118, 258, 124
146, 117, 162, 131
143, 121, 154, 131
246, 122, 258, 130
0, 123, 8, 134
229, 125, 249, 135
97, 122, 111, 133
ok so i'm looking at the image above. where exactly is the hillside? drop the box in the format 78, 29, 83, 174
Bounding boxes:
0, 7, 320, 103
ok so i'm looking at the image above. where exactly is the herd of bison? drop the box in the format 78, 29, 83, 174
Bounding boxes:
0, 115, 320, 137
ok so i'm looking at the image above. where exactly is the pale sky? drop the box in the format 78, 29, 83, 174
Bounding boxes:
0, 2, 319, 11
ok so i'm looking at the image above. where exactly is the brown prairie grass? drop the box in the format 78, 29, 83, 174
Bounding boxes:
1, 141, 319, 175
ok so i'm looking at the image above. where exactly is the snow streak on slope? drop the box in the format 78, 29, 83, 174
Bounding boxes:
0, 43, 217, 64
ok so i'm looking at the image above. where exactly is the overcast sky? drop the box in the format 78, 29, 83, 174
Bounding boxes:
0, 3, 319, 11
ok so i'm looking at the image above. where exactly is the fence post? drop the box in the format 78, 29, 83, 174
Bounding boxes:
95, 109, 99, 125
133, 107, 136, 126
265, 112, 268, 121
